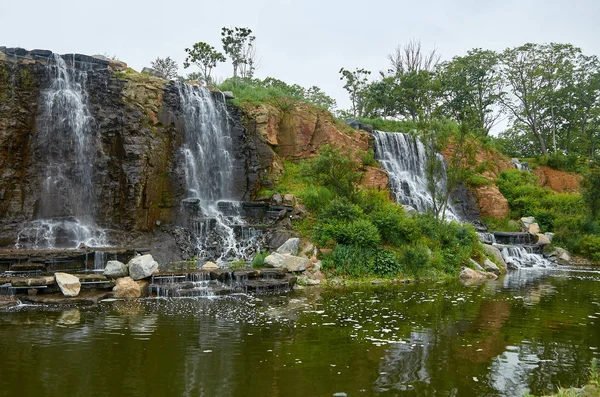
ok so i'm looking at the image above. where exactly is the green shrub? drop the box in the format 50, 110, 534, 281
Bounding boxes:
576, 235, 600, 261
322, 245, 402, 277
400, 244, 430, 279
302, 145, 362, 199
373, 249, 403, 277
370, 204, 416, 246
533, 209, 556, 232
302, 186, 334, 212
251, 251, 269, 268
537, 152, 584, 173
318, 198, 363, 221
362, 149, 379, 167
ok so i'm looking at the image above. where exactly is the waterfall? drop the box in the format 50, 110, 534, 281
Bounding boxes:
499, 245, 553, 268
16, 54, 106, 249
178, 84, 260, 263
372, 131, 459, 220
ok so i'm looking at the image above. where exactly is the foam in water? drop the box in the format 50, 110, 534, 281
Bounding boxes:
372, 131, 459, 220
178, 84, 260, 263
15, 54, 106, 249
500, 245, 553, 268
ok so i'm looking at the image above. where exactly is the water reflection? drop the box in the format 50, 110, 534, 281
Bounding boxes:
0, 267, 599, 396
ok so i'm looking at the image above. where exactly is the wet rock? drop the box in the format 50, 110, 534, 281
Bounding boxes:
0, 296, 20, 309
545, 232, 555, 242
201, 261, 219, 270
222, 91, 235, 100
11, 275, 55, 287
483, 258, 500, 275
482, 244, 507, 273
555, 248, 571, 265
536, 233, 551, 246
276, 238, 300, 255
128, 254, 159, 280
268, 230, 299, 250
113, 277, 142, 298
297, 276, 321, 286
55, 273, 81, 297
104, 260, 128, 278
9, 262, 46, 272
264, 253, 309, 272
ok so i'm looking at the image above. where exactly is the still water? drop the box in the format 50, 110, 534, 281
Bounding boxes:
1, 267, 599, 397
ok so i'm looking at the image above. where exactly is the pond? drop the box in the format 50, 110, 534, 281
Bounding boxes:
1, 267, 599, 396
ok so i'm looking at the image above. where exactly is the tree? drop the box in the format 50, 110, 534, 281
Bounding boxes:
438, 49, 503, 135
339, 67, 371, 117
221, 27, 256, 78
183, 42, 226, 85
387, 39, 440, 76
150, 56, 179, 79
499, 43, 581, 155
305, 86, 337, 112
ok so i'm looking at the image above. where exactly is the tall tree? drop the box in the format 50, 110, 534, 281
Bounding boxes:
339, 67, 371, 117
438, 49, 502, 135
150, 56, 179, 79
221, 27, 256, 78
499, 43, 581, 155
183, 42, 226, 85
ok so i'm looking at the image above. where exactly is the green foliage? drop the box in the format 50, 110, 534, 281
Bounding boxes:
314, 218, 381, 248
150, 56, 179, 79
339, 67, 371, 117
358, 117, 417, 133
400, 244, 430, 279
482, 217, 521, 232
582, 167, 600, 219
318, 198, 363, 221
575, 235, 600, 261
184, 42, 226, 84
301, 186, 335, 212
370, 204, 416, 246
322, 245, 401, 277
537, 153, 585, 173
216, 77, 336, 111
251, 251, 269, 268
302, 145, 362, 199
362, 149, 378, 167
221, 27, 256, 78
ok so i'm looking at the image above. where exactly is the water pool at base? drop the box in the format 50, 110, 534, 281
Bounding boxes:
1, 267, 599, 397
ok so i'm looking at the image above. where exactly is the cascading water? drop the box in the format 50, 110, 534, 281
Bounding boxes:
15, 54, 106, 249
178, 83, 260, 263
372, 131, 459, 220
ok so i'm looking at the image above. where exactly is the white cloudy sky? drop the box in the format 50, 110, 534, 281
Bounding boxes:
2, 0, 599, 112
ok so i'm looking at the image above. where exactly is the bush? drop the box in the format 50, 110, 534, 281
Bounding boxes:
322, 245, 402, 277
251, 251, 269, 268
302, 145, 362, 199
315, 219, 381, 248
537, 152, 584, 173
576, 235, 600, 261
370, 204, 416, 246
362, 149, 378, 167
318, 198, 363, 221
400, 244, 430, 279
302, 186, 334, 212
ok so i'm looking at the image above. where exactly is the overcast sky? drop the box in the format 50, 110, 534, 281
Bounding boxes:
2, 0, 599, 112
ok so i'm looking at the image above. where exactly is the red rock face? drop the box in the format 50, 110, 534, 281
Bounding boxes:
473, 185, 510, 219
533, 166, 581, 192
362, 167, 389, 191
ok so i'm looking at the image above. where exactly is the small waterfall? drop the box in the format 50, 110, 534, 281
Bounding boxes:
178, 84, 260, 263
500, 245, 553, 268
372, 131, 459, 220
16, 54, 106, 249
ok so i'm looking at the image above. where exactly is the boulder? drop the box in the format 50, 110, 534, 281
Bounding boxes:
222, 91, 235, 100
459, 267, 497, 281
55, 273, 81, 297
528, 223, 541, 234
473, 185, 510, 219
283, 194, 296, 206
555, 248, 571, 265
402, 205, 418, 217
483, 258, 500, 275
113, 277, 142, 298
264, 253, 310, 272
545, 232, 555, 242
272, 192, 283, 205
469, 258, 485, 271
201, 261, 219, 270
536, 233, 551, 246
103, 260, 128, 278
276, 238, 300, 255
520, 217, 536, 230
482, 244, 507, 273
128, 254, 159, 280
297, 276, 321, 286
345, 118, 373, 133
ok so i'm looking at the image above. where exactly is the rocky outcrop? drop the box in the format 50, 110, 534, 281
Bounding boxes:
459, 267, 497, 282
55, 272, 81, 297
533, 166, 581, 192
128, 254, 158, 280
472, 185, 510, 219
363, 167, 389, 190
482, 244, 507, 273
